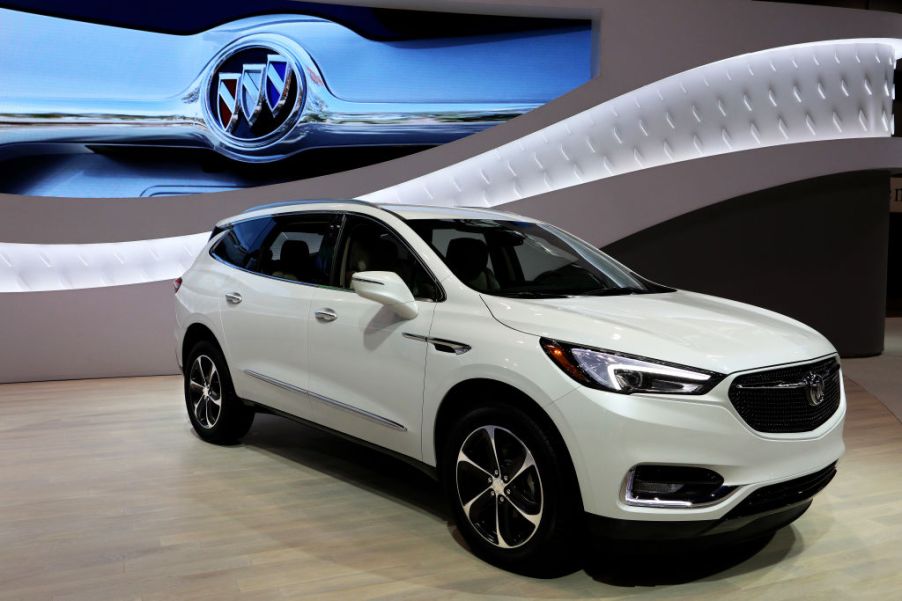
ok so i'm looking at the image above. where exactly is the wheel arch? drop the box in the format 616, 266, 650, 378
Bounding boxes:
431, 378, 582, 502
181, 322, 225, 368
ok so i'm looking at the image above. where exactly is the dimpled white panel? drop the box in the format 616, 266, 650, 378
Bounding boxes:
0, 234, 208, 293
362, 39, 899, 207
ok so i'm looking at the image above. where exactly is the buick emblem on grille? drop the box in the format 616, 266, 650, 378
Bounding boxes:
805, 372, 826, 406
207, 45, 303, 141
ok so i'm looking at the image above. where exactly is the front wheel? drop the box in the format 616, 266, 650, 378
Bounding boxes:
441, 403, 583, 576
184, 340, 254, 444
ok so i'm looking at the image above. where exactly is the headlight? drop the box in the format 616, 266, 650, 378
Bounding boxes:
540, 338, 723, 395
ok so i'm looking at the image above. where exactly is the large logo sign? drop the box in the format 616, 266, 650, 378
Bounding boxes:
207, 45, 303, 142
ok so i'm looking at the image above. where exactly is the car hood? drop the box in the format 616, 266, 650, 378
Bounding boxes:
481, 290, 836, 374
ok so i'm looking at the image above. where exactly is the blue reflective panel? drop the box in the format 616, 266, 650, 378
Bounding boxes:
301, 26, 592, 103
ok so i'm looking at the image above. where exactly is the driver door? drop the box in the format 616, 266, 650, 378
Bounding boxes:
306, 214, 440, 458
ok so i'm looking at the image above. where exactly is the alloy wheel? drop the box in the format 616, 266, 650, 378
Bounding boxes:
455, 425, 543, 549
188, 354, 222, 429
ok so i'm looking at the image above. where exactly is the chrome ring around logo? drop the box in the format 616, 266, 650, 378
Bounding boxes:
805, 372, 826, 407
205, 44, 304, 145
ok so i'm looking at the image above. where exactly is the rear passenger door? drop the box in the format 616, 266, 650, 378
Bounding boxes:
216, 212, 341, 418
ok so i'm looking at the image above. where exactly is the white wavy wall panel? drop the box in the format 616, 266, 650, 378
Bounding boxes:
0, 39, 898, 293
0, 234, 208, 293
363, 39, 898, 207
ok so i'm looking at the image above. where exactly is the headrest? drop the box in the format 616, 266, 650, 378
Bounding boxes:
445, 237, 489, 281
279, 239, 310, 267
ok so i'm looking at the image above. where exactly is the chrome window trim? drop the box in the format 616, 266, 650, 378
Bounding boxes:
244, 369, 407, 432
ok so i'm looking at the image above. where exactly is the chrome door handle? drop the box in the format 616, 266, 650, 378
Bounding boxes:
314, 308, 338, 322
225, 292, 243, 305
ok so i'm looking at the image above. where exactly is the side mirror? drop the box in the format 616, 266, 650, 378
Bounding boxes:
351, 271, 419, 320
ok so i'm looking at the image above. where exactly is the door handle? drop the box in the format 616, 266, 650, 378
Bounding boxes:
225, 292, 243, 305
314, 308, 338, 323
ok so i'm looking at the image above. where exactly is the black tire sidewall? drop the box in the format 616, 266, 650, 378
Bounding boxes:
441, 403, 582, 576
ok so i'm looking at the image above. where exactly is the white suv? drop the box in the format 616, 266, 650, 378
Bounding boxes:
174, 200, 844, 574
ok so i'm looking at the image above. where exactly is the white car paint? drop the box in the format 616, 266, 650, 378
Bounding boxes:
175, 200, 844, 522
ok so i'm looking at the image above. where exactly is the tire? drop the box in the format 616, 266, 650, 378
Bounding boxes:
441, 402, 583, 576
183, 340, 255, 445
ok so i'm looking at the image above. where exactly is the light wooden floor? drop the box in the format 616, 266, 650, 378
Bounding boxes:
1, 375, 901, 601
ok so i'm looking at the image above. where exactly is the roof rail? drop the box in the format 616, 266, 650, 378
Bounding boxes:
240, 198, 373, 214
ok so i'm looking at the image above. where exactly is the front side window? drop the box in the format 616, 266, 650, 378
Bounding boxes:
210, 217, 273, 268
337, 216, 438, 300
409, 219, 670, 298
254, 214, 339, 285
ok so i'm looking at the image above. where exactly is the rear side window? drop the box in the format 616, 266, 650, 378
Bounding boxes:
256, 214, 340, 285
210, 217, 272, 269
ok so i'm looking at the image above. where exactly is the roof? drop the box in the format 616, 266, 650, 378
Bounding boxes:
219, 199, 535, 228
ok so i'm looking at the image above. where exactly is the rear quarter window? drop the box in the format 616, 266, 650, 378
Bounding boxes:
210, 217, 273, 269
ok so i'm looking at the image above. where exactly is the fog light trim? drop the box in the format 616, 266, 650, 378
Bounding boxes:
622, 465, 737, 509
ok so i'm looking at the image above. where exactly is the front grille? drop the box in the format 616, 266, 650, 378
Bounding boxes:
726, 463, 837, 519
728, 357, 841, 433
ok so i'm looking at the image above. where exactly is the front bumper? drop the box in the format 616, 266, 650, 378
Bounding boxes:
587, 461, 836, 543
587, 500, 812, 546
548, 369, 845, 520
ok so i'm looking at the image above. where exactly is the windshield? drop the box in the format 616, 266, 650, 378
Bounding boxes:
408, 219, 671, 298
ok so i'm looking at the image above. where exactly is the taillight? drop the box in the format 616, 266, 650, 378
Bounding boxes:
173, 277, 183, 293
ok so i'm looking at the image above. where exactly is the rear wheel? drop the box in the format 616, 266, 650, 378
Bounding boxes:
442, 402, 583, 576
184, 340, 254, 444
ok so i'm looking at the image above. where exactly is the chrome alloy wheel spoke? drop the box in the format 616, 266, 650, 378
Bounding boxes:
494, 495, 514, 549
457, 450, 494, 479
462, 487, 492, 518
507, 451, 537, 487
205, 358, 217, 389
193, 396, 206, 424
487, 426, 502, 477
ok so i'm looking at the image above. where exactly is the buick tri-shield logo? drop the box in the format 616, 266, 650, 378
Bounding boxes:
805, 372, 826, 407
209, 46, 302, 140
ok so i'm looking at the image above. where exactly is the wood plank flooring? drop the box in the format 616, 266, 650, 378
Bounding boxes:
0, 375, 900, 600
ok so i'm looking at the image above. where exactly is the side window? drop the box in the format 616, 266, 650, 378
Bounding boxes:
211, 217, 272, 269
338, 216, 438, 300
413, 221, 502, 292
255, 214, 339, 285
